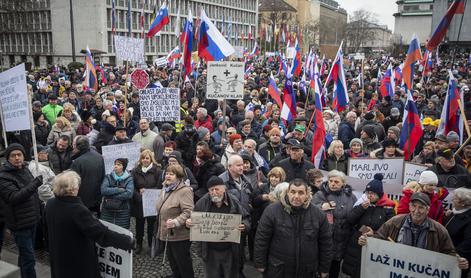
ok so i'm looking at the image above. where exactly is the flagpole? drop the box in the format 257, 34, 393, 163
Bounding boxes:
27, 90, 39, 172
322, 40, 343, 91
0, 101, 8, 148
458, 99, 471, 137
452, 0, 467, 66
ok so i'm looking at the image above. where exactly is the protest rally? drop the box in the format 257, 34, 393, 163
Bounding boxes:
0, 0, 471, 277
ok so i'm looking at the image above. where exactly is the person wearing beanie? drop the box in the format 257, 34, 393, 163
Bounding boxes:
360, 125, 381, 155
165, 151, 198, 191
100, 157, 134, 229
343, 173, 395, 278
370, 138, 403, 159
386, 126, 401, 143
447, 131, 460, 150
221, 134, 244, 168
197, 126, 210, 141
397, 170, 448, 223
186, 174, 249, 278
0, 143, 44, 277
347, 138, 365, 158
34, 111, 51, 146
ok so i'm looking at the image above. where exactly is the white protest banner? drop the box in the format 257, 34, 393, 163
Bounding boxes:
0, 64, 31, 131
206, 61, 244, 100
286, 47, 296, 59
190, 212, 241, 243
348, 158, 404, 184
361, 237, 460, 278
97, 220, 133, 278
233, 46, 245, 58
403, 162, 428, 184
114, 35, 145, 63
154, 56, 168, 67
102, 142, 141, 173
139, 88, 180, 122
142, 189, 161, 217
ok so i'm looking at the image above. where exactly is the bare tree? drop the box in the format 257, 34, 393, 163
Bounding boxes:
301, 20, 321, 50
346, 9, 378, 52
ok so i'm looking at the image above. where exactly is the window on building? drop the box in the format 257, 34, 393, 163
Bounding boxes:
33, 56, 40, 67
46, 56, 53, 66
403, 5, 419, 11
109, 56, 116, 66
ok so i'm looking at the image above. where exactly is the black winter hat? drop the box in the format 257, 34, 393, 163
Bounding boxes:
115, 158, 129, 171
207, 176, 225, 189
382, 139, 397, 149
364, 112, 375, 121
168, 151, 183, 165
365, 173, 384, 197
4, 143, 26, 159
362, 125, 376, 139
33, 111, 43, 122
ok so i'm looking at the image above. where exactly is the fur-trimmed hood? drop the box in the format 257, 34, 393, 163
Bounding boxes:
279, 185, 313, 214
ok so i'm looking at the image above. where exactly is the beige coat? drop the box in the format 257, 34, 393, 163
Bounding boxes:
156, 181, 194, 241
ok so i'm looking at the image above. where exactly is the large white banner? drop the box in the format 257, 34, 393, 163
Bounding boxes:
0, 64, 31, 131
97, 221, 133, 278
142, 189, 161, 217
114, 35, 145, 63
102, 142, 141, 173
190, 212, 241, 243
139, 88, 180, 122
403, 162, 429, 184
206, 61, 244, 100
361, 237, 460, 278
348, 158, 404, 184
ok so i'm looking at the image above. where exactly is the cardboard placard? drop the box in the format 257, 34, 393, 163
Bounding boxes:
190, 212, 241, 243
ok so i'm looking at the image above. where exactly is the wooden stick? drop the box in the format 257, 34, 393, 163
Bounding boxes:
458, 99, 471, 138
27, 91, 39, 172
455, 136, 471, 157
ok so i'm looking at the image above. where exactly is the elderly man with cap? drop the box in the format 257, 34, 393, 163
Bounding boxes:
447, 131, 460, 151
360, 125, 381, 155
0, 143, 44, 277
278, 139, 315, 182
41, 93, 63, 125
186, 176, 250, 278
356, 111, 386, 142
359, 192, 469, 271
431, 149, 470, 188
383, 107, 402, 132
338, 111, 357, 149
108, 125, 133, 145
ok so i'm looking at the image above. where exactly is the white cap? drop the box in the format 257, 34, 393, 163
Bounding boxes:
418, 170, 438, 186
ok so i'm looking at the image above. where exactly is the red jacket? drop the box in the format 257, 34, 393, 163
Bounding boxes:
397, 188, 448, 223
195, 115, 214, 133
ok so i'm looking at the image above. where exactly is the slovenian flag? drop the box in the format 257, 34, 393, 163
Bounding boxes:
437, 71, 464, 143
181, 10, 193, 78
402, 34, 422, 91
280, 78, 297, 122
290, 39, 302, 78
147, 3, 170, 38
197, 9, 235, 61
330, 43, 349, 112
268, 74, 283, 109
380, 63, 395, 98
311, 71, 326, 168
399, 89, 423, 160
426, 0, 466, 51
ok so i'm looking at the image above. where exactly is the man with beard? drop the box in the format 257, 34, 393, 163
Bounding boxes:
186, 176, 250, 278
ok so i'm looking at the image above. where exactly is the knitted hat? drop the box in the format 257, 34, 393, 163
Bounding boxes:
388, 126, 401, 139
207, 176, 225, 189
349, 138, 363, 148
4, 143, 26, 159
418, 170, 438, 186
161, 123, 175, 131
114, 158, 128, 171
447, 131, 459, 142
364, 112, 375, 121
365, 173, 384, 197
197, 126, 210, 140
390, 107, 400, 117
168, 151, 183, 165
229, 134, 242, 145
362, 125, 376, 139
33, 111, 43, 122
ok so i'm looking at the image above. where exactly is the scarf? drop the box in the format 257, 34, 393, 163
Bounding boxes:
141, 163, 153, 174
112, 171, 129, 182
397, 215, 429, 249
164, 181, 179, 193
452, 207, 471, 214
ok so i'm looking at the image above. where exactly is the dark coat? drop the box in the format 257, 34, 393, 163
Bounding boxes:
175, 132, 199, 168
444, 208, 471, 264
338, 121, 356, 148
312, 183, 357, 260
47, 145, 72, 175
258, 142, 283, 163
131, 164, 162, 218
191, 155, 225, 199
342, 195, 395, 278
45, 196, 133, 278
322, 153, 348, 174
0, 162, 41, 231
70, 149, 105, 210
35, 123, 51, 146
94, 122, 115, 154
431, 163, 471, 188
254, 194, 333, 277
219, 171, 255, 215
277, 157, 315, 182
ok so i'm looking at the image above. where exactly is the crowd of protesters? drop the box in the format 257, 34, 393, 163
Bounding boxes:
0, 46, 471, 278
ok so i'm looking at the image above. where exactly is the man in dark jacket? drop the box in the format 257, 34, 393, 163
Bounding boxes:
356, 112, 386, 142
431, 149, 471, 188
94, 115, 117, 154
254, 178, 333, 278
187, 176, 250, 278
71, 136, 106, 216
338, 111, 357, 149
0, 143, 43, 278
258, 127, 284, 162
47, 135, 72, 175
108, 125, 133, 145
278, 139, 315, 182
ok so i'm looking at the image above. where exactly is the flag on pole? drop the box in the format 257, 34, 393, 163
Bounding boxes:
437, 71, 464, 143
174, 5, 181, 38
111, 0, 116, 34
402, 34, 422, 91
197, 9, 235, 61
290, 39, 302, 78
268, 74, 283, 109
280, 78, 297, 121
380, 63, 395, 98
311, 75, 326, 168
399, 89, 423, 160
330, 43, 349, 112
83, 46, 98, 92
140, 0, 145, 37
221, 15, 225, 36
147, 2, 170, 37
394, 64, 403, 85
127, 0, 132, 35
426, 0, 466, 51
167, 46, 182, 62
182, 10, 193, 77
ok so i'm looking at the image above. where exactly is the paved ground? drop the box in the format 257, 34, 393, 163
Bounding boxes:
1, 220, 261, 278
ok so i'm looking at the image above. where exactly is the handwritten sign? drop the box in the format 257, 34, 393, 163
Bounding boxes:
348, 158, 404, 184
142, 189, 161, 217
114, 35, 145, 63
139, 88, 180, 122
361, 237, 460, 278
403, 162, 428, 184
102, 142, 141, 173
0, 64, 31, 131
206, 61, 244, 100
153, 56, 167, 67
97, 220, 133, 278
190, 212, 241, 243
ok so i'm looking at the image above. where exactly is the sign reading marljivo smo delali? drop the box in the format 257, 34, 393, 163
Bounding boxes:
361, 237, 460, 278
348, 158, 404, 184
139, 88, 180, 122
206, 61, 244, 100
190, 212, 241, 243
0, 63, 31, 132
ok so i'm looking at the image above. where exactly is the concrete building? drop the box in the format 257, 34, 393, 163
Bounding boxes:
393, 0, 433, 45
432, 0, 470, 44
0, 0, 258, 68
258, 0, 347, 55
346, 20, 393, 53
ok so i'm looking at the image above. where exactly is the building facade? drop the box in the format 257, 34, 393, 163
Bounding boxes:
346, 20, 393, 53
432, 0, 470, 43
393, 0, 433, 45
0, 0, 258, 68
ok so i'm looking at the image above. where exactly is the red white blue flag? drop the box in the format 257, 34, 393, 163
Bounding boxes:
437, 71, 464, 143
147, 3, 170, 37
399, 89, 423, 160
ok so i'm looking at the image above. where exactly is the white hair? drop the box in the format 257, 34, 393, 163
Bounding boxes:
454, 187, 471, 207
244, 139, 257, 148
53, 171, 81, 196
328, 170, 346, 184
227, 154, 243, 167
197, 107, 207, 117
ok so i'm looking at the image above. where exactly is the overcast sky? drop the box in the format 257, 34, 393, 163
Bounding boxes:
336, 0, 397, 31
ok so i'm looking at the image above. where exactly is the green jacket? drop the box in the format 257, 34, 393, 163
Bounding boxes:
41, 104, 63, 125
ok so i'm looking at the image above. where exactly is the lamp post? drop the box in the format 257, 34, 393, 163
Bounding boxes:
69, 0, 76, 62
